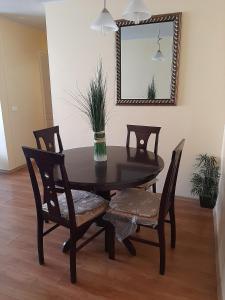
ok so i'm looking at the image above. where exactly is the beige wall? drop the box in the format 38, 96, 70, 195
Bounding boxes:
0, 17, 47, 170
45, 0, 225, 198
215, 126, 225, 300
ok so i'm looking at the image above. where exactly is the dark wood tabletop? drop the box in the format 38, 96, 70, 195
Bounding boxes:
61, 146, 164, 193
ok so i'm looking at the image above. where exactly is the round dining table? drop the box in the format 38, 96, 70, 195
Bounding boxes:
59, 146, 164, 254
62, 146, 164, 198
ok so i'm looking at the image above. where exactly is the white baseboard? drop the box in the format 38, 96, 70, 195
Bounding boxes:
0, 164, 26, 174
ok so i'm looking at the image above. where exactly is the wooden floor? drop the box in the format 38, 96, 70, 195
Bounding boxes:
0, 169, 217, 300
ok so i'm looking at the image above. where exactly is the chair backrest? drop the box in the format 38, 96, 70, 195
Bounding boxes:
126, 124, 161, 154
158, 139, 185, 223
33, 126, 63, 153
22, 146, 76, 227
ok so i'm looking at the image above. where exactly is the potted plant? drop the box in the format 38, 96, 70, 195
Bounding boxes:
191, 154, 220, 208
73, 62, 107, 162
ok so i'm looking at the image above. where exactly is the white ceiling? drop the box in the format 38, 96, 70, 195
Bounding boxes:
0, 0, 56, 29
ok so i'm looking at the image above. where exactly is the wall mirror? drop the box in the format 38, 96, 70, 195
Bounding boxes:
116, 13, 182, 105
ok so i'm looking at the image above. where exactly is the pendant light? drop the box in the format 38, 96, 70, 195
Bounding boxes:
123, 0, 151, 24
152, 27, 165, 62
91, 0, 118, 33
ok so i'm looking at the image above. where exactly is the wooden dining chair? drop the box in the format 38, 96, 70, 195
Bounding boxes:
33, 126, 63, 153
22, 146, 114, 283
34, 126, 65, 196
107, 139, 185, 275
126, 124, 161, 193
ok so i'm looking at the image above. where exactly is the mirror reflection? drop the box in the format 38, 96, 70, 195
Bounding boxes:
121, 22, 174, 100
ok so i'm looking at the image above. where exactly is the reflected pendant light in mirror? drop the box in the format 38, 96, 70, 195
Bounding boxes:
152, 27, 165, 62
91, 0, 118, 33
123, 0, 151, 24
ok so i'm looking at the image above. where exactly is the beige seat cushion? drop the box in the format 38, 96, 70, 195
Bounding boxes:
42, 190, 109, 227
107, 189, 161, 227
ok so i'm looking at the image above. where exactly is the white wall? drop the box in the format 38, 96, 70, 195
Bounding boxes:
0, 104, 9, 169
45, 0, 225, 198
215, 126, 225, 300
0, 17, 47, 170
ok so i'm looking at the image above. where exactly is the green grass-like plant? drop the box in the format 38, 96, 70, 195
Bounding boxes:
75, 61, 106, 133
72, 61, 107, 160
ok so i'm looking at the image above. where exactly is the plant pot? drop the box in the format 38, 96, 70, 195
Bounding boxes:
199, 195, 216, 209
94, 131, 107, 162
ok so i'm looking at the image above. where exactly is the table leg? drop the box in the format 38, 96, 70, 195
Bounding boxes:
98, 190, 137, 256
97, 191, 111, 200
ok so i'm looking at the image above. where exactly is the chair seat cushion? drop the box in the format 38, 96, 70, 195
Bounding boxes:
42, 190, 109, 226
107, 189, 161, 227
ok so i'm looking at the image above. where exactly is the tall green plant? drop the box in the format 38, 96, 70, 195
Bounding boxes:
75, 62, 106, 132
191, 154, 220, 207
72, 61, 107, 161
148, 76, 156, 99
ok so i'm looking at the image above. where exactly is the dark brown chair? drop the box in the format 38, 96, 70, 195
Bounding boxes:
22, 146, 114, 283
34, 126, 65, 195
107, 139, 185, 275
33, 126, 63, 153
126, 124, 161, 193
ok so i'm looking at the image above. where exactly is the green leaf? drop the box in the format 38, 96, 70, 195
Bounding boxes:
190, 154, 220, 201
71, 60, 107, 132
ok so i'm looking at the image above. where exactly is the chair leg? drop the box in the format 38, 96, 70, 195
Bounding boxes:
158, 224, 166, 275
169, 207, 176, 249
108, 225, 115, 260
62, 238, 71, 253
105, 223, 115, 259
136, 225, 141, 233
69, 238, 77, 284
105, 228, 109, 253
37, 217, 44, 265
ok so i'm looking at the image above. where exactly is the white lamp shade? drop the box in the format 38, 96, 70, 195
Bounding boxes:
152, 50, 165, 62
91, 8, 119, 33
123, 0, 151, 23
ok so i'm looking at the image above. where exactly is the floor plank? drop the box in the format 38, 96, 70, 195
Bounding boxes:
0, 169, 217, 300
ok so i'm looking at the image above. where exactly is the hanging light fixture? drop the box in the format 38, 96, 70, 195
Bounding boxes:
91, 0, 118, 33
123, 0, 151, 24
152, 27, 165, 62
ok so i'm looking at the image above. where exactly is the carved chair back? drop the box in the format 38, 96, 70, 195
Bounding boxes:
33, 126, 63, 153
126, 125, 161, 154
22, 146, 76, 228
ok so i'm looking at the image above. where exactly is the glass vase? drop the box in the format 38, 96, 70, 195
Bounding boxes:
94, 131, 107, 162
